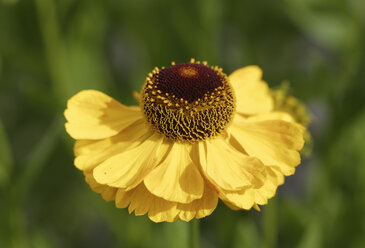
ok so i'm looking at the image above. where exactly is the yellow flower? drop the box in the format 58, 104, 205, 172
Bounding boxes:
64, 60, 305, 222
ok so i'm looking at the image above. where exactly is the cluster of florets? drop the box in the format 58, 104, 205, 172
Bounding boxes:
141, 60, 236, 142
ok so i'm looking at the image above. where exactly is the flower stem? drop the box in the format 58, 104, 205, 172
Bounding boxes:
189, 219, 200, 248
264, 198, 278, 248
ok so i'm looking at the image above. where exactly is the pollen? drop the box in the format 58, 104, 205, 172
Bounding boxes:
179, 66, 198, 77
141, 60, 236, 142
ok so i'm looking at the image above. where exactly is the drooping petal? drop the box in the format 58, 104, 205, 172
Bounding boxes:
197, 138, 266, 191
65, 90, 143, 139
93, 133, 166, 190
115, 181, 218, 223
115, 183, 178, 223
176, 181, 218, 221
230, 115, 304, 176
74, 120, 151, 171
144, 142, 204, 204
220, 166, 284, 210
83, 170, 117, 202
229, 66, 273, 115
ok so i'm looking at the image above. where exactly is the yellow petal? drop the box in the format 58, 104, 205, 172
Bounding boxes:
223, 200, 241, 210
253, 204, 261, 211
220, 166, 283, 209
243, 111, 295, 122
229, 66, 273, 115
65, 90, 142, 139
221, 188, 255, 210
240, 112, 306, 133
83, 170, 117, 202
230, 116, 304, 176
93, 133, 165, 190
197, 138, 266, 191
115, 183, 178, 223
144, 142, 204, 204
176, 181, 218, 221
115, 182, 218, 222
114, 189, 132, 209
74, 120, 151, 171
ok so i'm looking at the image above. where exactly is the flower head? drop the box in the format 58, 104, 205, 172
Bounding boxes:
64, 59, 305, 222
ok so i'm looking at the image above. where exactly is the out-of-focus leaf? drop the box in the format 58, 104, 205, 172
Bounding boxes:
31, 230, 58, 248
16, 117, 63, 197
233, 217, 260, 248
64, 1, 111, 95
297, 219, 322, 248
0, 53, 2, 76
330, 110, 365, 192
1, 0, 18, 5
35, 0, 109, 105
0, 120, 13, 188
164, 221, 189, 248
284, 0, 359, 50
314, 110, 365, 247
350, 0, 365, 23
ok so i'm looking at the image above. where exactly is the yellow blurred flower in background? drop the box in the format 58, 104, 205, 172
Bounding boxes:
271, 82, 312, 156
64, 60, 305, 222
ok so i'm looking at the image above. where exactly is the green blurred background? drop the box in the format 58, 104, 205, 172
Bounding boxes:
1, 0, 365, 247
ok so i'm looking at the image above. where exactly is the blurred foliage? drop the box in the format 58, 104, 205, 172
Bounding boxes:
1, 0, 365, 247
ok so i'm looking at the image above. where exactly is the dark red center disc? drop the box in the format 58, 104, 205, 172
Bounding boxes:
155, 63, 224, 102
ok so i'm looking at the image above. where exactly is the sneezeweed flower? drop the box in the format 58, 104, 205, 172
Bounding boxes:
64, 59, 305, 222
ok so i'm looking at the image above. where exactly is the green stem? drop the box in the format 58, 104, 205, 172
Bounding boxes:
190, 219, 200, 248
263, 198, 278, 248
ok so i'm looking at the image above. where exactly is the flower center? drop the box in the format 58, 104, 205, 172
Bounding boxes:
141, 60, 235, 142
157, 63, 223, 102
